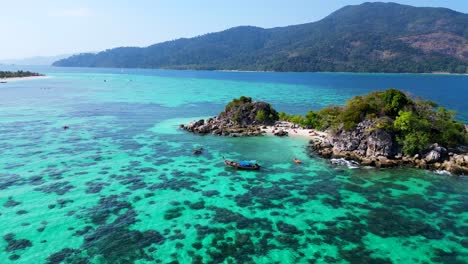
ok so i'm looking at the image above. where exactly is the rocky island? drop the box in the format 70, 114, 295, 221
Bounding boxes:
284, 89, 468, 174
183, 90, 468, 174
181, 96, 279, 137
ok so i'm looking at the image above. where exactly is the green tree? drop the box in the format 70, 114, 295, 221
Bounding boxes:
394, 110, 431, 155
255, 110, 267, 122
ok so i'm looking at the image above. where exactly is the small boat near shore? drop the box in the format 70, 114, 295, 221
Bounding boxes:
224, 159, 260, 170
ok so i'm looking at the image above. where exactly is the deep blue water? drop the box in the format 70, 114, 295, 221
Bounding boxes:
2, 65, 467, 121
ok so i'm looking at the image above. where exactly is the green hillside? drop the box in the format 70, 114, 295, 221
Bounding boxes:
54, 2, 468, 73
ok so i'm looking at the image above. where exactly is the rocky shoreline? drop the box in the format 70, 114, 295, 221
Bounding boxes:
308, 120, 468, 175
180, 117, 266, 137
181, 118, 306, 138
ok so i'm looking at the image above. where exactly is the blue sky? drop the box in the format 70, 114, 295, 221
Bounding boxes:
1, 0, 467, 59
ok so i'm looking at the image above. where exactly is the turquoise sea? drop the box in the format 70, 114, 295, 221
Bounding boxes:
0, 66, 467, 263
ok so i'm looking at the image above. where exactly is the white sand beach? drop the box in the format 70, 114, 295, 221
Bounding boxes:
0, 76, 49, 82
261, 121, 328, 139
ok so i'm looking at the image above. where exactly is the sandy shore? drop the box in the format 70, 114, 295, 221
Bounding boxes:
0, 76, 49, 82
261, 121, 328, 139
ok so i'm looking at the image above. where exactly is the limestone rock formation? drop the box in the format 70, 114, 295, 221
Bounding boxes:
309, 120, 468, 175
181, 96, 278, 137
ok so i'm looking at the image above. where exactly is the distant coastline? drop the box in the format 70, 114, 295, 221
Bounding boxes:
52, 3, 468, 75
0, 70, 46, 83
216, 69, 468, 75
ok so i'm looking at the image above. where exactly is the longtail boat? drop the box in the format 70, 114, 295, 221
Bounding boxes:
224, 159, 260, 170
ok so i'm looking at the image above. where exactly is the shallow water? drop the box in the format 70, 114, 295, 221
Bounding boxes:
0, 67, 467, 263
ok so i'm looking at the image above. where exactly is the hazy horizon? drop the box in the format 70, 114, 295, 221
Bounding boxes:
1, 0, 467, 60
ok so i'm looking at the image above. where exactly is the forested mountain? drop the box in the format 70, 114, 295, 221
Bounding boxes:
53, 2, 468, 73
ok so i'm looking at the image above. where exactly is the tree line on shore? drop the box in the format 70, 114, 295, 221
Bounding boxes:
0, 71, 43, 79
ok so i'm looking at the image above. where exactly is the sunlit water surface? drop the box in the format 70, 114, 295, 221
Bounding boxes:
0, 66, 467, 263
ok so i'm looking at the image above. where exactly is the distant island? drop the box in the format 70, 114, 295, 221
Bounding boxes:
54, 2, 468, 74
0, 70, 44, 80
182, 90, 468, 174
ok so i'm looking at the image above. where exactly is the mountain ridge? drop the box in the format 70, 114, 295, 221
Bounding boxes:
53, 2, 468, 73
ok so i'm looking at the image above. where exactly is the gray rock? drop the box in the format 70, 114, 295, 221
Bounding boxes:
425, 150, 442, 163
366, 128, 395, 157
274, 129, 288, 137
425, 143, 447, 163
326, 119, 396, 159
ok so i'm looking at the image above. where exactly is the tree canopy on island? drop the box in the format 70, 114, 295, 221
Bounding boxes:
279, 89, 468, 155
54, 3, 468, 73
220, 96, 279, 125
0, 71, 43, 79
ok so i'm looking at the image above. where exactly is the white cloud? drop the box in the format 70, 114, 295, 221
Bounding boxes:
49, 7, 94, 18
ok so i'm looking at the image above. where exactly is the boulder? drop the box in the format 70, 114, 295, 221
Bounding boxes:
366, 128, 395, 157
361, 158, 375, 166
197, 124, 211, 134
424, 144, 447, 163
274, 129, 288, 137
325, 119, 397, 159
185, 119, 204, 132
425, 150, 442, 163
418, 159, 427, 169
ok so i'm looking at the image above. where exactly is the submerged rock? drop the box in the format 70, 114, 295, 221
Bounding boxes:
274, 129, 288, 137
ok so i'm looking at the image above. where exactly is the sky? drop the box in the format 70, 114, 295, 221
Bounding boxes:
1, 0, 467, 60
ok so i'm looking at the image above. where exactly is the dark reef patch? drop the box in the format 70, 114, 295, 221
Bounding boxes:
60, 194, 167, 263
209, 206, 273, 231
276, 221, 303, 235
234, 186, 291, 209
85, 181, 110, 194
339, 246, 393, 264
3, 197, 21, 207
34, 181, 75, 195
187, 200, 205, 210
202, 190, 220, 197
28, 176, 45, 185
366, 207, 444, 239
73, 226, 93, 236
46, 248, 81, 264
164, 207, 185, 220
3, 233, 32, 252
148, 177, 198, 192
57, 199, 74, 208
0, 174, 26, 190
85, 195, 132, 225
